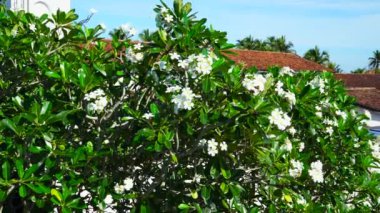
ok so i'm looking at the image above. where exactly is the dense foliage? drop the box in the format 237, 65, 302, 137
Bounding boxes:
0, 1, 379, 212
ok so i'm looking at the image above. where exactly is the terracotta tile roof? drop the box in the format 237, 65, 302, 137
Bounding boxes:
224, 49, 330, 72
335, 74, 380, 89
346, 88, 380, 111
335, 74, 380, 111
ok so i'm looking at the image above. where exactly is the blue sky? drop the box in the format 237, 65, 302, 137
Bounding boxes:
72, 0, 380, 72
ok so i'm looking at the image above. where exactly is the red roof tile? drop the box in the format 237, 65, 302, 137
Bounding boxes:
335, 74, 380, 89
224, 49, 330, 72
346, 88, 380, 111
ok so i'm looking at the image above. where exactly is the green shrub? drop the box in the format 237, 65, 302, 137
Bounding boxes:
0, 1, 379, 212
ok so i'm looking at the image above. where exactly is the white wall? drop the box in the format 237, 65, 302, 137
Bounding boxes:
6, 0, 70, 16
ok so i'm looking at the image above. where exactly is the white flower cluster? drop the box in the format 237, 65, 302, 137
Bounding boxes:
308, 160, 324, 183
160, 7, 174, 24
84, 89, 108, 114
242, 74, 267, 95
171, 87, 199, 111
275, 81, 296, 106
114, 177, 134, 194
282, 138, 293, 151
193, 54, 213, 75
126, 46, 144, 63
200, 138, 228, 156
323, 118, 338, 136
369, 140, 380, 159
119, 23, 137, 36
289, 159, 303, 178
142, 112, 154, 120
279, 66, 294, 76
269, 108, 291, 130
309, 76, 326, 93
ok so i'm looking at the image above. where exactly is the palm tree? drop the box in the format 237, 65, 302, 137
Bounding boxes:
369, 50, 380, 70
327, 62, 343, 73
236, 35, 266, 51
351, 68, 367, 74
303, 46, 330, 65
265, 36, 294, 53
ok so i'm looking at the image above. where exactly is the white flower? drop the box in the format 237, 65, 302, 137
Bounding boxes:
194, 55, 213, 75
289, 159, 303, 178
126, 48, 144, 63
308, 160, 324, 183
326, 126, 333, 135
275, 81, 285, 95
169, 52, 181, 60
104, 195, 113, 205
315, 106, 322, 111
114, 183, 124, 194
158, 61, 167, 70
279, 67, 294, 76
120, 23, 137, 36
242, 74, 267, 95
29, 24, 36, 32
161, 7, 169, 14
284, 91, 296, 106
269, 108, 291, 130
142, 113, 154, 120
103, 139, 110, 145
171, 87, 198, 111
164, 14, 174, 23
364, 110, 372, 120
220, 141, 228, 151
207, 139, 218, 156
134, 43, 143, 50
123, 178, 134, 191
85, 89, 108, 114
299, 142, 305, 152
90, 8, 98, 14
316, 112, 323, 118
114, 77, 124, 86
288, 127, 296, 135
80, 190, 91, 198
199, 139, 207, 146
178, 59, 189, 69
309, 77, 325, 93
166, 85, 182, 93
336, 110, 347, 120
282, 138, 292, 151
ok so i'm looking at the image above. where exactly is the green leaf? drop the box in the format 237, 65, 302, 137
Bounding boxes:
40, 101, 52, 116
178, 203, 190, 210
0, 119, 20, 135
15, 159, 24, 178
24, 164, 39, 179
2, 161, 10, 180
0, 190, 6, 202
26, 183, 50, 194
45, 71, 61, 79
150, 103, 159, 116
200, 108, 208, 125
51, 189, 63, 203
220, 182, 229, 194
158, 30, 167, 44
201, 186, 210, 202
19, 185, 27, 198
221, 167, 231, 179
46, 109, 79, 124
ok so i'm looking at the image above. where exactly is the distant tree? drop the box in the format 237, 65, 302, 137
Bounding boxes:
304, 46, 330, 66
369, 50, 380, 71
237, 35, 294, 53
351, 68, 367, 74
139, 29, 154, 42
236, 35, 267, 50
265, 35, 294, 53
327, 62, 343, 73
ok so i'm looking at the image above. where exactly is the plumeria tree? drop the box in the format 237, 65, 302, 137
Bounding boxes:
0, 0, 380, 212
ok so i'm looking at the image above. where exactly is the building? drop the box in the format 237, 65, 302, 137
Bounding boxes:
6, 0, 70, 16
